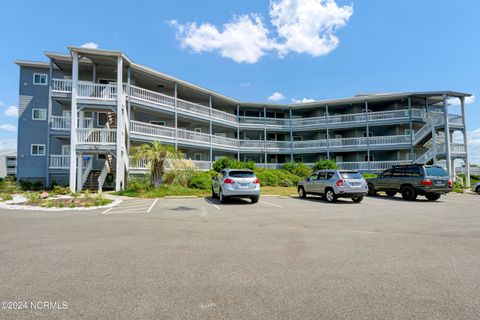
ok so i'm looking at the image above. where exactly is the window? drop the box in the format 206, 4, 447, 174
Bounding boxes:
404, 166, 421, 177
97, 112, 108, 127
150, 121, 165, 126
392, 167, 405, 177
229, 171, 255, 178
62, 145, 70, 155
382, 170, 393, 177
425, 166, 448, 177
194, 153, 202, 161
33, 73, 47, 85
293, 136, 303, 141
194, 128, 202, 133
97, 154, 107, 160
32, 108, 47, 120
335, 134, 343, 139
31, 144, 45, 156
317, 172, 327, 180
405, 129, 414, 136
308, 173, 319, 181
364, 154, 374, 161
325, 172, 336, 180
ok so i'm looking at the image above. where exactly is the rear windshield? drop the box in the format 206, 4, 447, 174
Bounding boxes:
340, 172, 363, 179
425, 167, 448, 177
229, 171, 255, 178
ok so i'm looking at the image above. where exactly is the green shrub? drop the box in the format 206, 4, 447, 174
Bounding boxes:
127, 175, 151, 191
188, 171, 212, 190
32, 180, 43, 191
0, 194, 13, 202
18, 180, 32, 191
282, 162, 312, 178
163, 169, 195, 187
312, 160, 338, 171
212, 157, 255, 172
254, 168, 301, 187
452, 181, 465, 193
27, 192, 41, 202
362, 173, 378, 179
52, 185, 71, 195
279, 179, 294, 187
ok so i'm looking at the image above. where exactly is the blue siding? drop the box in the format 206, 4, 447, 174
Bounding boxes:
16, 66, 51, 182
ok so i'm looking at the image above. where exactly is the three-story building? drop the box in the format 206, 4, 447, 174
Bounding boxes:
15, 47, 472, 191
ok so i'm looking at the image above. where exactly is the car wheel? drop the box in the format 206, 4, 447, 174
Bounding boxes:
298, 186, 307, 199
219, 190, 228, 203
425, 193, 441, 201
386, 191, 396, 197
211, 186, 217, 199
352, 195, 363, 203
250, 195, 259, 203
476, 186, 480, 194
401, 186, 417, 201
325, 189, 337, 203
367, 183, 377, 196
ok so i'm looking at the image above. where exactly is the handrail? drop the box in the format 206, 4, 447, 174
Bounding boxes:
81, 158, 93, 187
97, 160, 110, 193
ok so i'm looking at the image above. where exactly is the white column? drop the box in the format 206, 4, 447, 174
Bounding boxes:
460, 96, 471, 187
77, 153, 83, 191
289, 108, 293, 162
209, 95, 213, 168
69, 51, 79, 192
174, 83, 178, 150
443, 95, 452, 176
236, 105, 240, 160
115, 56, 124, 191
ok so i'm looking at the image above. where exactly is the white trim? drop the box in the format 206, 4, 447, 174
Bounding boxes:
31, 144, 46, 156
32, 108, 47, 120
33, 73, 48, 85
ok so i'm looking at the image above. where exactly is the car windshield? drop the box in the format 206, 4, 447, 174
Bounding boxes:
425, 167, 448, 177
340, 172, 363, 179
229, 171, 255, 178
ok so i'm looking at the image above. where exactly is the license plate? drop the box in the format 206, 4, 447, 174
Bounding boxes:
436, 181, 444, 186
349, 182, 361, 187
239, 183, 249, 188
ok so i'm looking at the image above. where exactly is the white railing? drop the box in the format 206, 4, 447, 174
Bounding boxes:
448, 114, 463, 125
337, 160, 412, 171
265, 141, 291, 149
291, 116, 327, 127
52, 79, 72, 93
49, 155, 70, 169
78, 82, 116, 100
450, 144, 466, 154
177, 128, 211, 144
413, 121, 432, 145
81, 158, 93, 187
211, 135, 239, 148
77, 128, 116, 144
97, 160, 110, 193
130, 121, 175, 139
130, 159, 212, 171
239, 117, 265, 126
127, 84, 175, 108
50, 116, 70, 130
211, 109, 238, 123
415, 149, 434, 164
255, 163, 285, 169
293, 139, 328, 149
239, 140, 265, 149
177, 99, 210, 116
456, 167, 480, 175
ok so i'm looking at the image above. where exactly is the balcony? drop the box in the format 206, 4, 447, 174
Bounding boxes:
49, 155, 70, 169
76, 128, 116, 145
50, 116, 92, 130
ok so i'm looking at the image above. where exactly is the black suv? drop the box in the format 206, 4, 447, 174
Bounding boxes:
367, 164, 452, 201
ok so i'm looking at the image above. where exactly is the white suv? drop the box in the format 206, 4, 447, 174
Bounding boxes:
212, 169, 261, 203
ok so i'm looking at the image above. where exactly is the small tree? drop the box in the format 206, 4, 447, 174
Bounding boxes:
312, 159, 338, 171
131, 142, 183, 187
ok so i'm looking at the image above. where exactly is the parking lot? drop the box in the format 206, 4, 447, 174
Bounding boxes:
1, 193, 480, 319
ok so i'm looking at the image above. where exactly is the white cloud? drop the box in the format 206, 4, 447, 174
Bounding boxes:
4, 105, 18, 117
292, 97, 316, 103
467, 128, 480, 165
268, 92, 286, 101
0, 101, 4, 107
170, 0, 353, 63
0, 124, 17, 132
0, 138, 16, 150
448, 94, 475, 106
240, 82, 251, 87
80, 42, 99, 49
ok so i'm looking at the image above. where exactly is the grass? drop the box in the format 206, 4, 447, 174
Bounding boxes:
115, 184, 298, 198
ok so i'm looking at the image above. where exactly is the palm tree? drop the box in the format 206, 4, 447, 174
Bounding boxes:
131, 142, 183, 187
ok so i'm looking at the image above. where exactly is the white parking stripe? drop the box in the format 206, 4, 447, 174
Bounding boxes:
101, 207, 113, 215
147, 198, 158, 213
205, 198, 221, 210
261, 201, 282, 208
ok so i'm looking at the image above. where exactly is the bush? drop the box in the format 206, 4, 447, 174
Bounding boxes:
188, 171, 213, 190
362, 173, 378, 179
127, 175, 151, 191
279, 179, 294, 187
0, 194, 13, 202
32, 180, 43, 191
254, 168, 302, 187
52, 185, 71, 195
452, 181, 465, 193
18, 180, 32, 191
213, 157, 255, 172
282, 162, 312, 178
312, 160, 338, 171
163, 169, 195, 187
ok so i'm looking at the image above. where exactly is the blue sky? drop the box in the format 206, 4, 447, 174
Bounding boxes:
0, 0, 479, 159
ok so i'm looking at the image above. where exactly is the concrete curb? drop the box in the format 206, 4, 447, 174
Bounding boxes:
0, 195, 123, 212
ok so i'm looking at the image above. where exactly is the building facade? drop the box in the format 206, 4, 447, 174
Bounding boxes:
15, 47, 472, 191
0, 149, 16, 178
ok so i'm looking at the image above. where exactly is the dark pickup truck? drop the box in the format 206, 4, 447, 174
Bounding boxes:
367, 164, 452, 201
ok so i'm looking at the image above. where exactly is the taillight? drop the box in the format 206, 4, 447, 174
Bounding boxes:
448, 179, 452, 187
421, 179, 432, 186
223, 178, 235, 184
253, 178, 260, 184
336, 179, 344, 187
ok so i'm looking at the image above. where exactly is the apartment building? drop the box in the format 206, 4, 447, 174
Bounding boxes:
15, 47, 472, 192
0, 149, 16, 178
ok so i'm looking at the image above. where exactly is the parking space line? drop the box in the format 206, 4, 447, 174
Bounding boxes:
204, 198, 221, 210
147, 198, 158, 213
101, 207, 113, 215
261, 201, 282, 208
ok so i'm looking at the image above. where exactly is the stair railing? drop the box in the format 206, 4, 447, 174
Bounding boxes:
81, 157, 93, 187
97, 159, 111, 193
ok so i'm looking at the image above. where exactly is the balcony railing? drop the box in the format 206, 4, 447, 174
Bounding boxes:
78, 82, 116, 100
177, 99, 210, 117
50, 116, 92, 130
50, 155, 70, 169
77, 128, 116, 145
130, 120, 175, 139
128, 84, 175, 108
337, 160, 412, 171
52, 79, 72, 93
448, 114, 463, 125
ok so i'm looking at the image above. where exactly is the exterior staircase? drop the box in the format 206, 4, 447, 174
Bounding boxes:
83, 170, 101, 190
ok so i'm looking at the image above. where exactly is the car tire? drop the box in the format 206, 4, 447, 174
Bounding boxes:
476, 186, 480, 194
250, 195, 259, 203
325, 189, 337, 203
367, 183, 377, 196
352, 196, 363, 203
401, 186, 417, 201
211, 186, 217, 199
386, 191, 396, 197
298, 186, 307, 199
219, 190, 228, 203
425, 193, 441, 201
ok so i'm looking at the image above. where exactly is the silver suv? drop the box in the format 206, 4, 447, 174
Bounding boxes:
297, 170, 368, 203
212, 169, 261, 203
